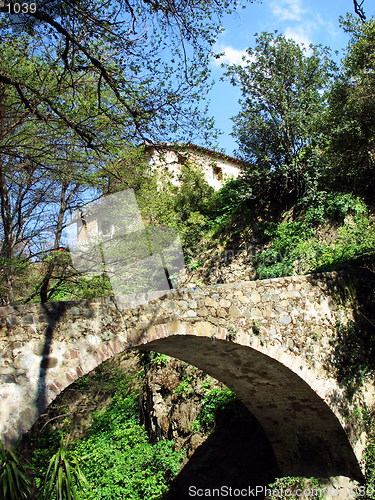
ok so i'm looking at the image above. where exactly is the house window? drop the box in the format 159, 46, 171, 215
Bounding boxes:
212, 166, 223, 181
177, 153, 187, 165
98, 219, 114, 237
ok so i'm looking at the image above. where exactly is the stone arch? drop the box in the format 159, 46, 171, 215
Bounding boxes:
34, 320, 363, 482
140, 337, 362, 480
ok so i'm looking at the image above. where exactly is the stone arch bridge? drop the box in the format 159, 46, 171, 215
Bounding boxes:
0, 272, 373, 482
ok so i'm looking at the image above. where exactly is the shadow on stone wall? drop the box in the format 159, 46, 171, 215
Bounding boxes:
35, 303, 67, 417
313, 265, 375, 398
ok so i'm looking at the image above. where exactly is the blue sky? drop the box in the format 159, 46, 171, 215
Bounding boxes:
206, 0, 375, 156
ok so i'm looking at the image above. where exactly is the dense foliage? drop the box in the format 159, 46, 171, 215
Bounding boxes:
0, 0, 254, 148
224, 17, 374, 207
255, 193, 375, 279
25, 365, 183, 499
190, 388, 237, 433
70, 393, 182, 499
320, 16, 375, 201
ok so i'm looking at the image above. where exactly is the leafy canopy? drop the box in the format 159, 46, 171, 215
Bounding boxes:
225, 32, 336, 171
320, 15, 375, 201
0, 0, 256, 149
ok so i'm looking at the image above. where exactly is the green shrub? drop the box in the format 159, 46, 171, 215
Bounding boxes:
149, 352, 171, 368
210, 177, 253, 230
174, 375, 194, 396
303, 192, 367, 226
266, 476, 323, 499
0, 440, 33, 500
255, 194, 374, 279
141, 351, 171, 370
71, 390, 182, 499
40, 438, 89, 500
190, 388, 237, 433
255, 221, 315, 278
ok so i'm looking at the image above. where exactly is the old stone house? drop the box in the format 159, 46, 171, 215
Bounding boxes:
145, 143, 242, 191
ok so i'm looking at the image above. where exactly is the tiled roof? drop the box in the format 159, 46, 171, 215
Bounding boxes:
144, 142, 243, 166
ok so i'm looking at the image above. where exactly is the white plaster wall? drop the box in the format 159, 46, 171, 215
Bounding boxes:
148, 147, 241, 191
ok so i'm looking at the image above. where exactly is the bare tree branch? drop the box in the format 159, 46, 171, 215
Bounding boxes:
353, 0, 366, 22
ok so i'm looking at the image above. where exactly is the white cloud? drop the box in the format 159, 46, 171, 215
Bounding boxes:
271, 0, 305, 22
315, 13, 339, 38
212, 45, 248, 67
284, 26, 313, 53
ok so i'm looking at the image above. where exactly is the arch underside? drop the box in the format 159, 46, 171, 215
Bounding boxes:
139, 334, 363, 481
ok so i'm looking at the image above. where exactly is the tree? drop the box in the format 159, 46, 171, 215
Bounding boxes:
0, 1, 259, 303
0, 0, 256, 150
320, 15, 375, 202
225, 32, 335, 202
0, 39, 99, 304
